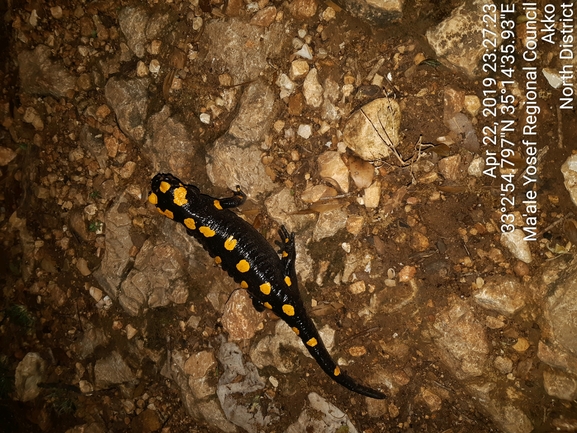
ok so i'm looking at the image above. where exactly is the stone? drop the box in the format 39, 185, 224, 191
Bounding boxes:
430, 297, 489, 379
363, 180, 381, 208
206, 135, 276, 197
229, 80, 277, 142
94, 351, 135, 389
473, 275, 526, 316
561, 154, 577, 207
317, 151, 349, 193
18, 45, 77, 97
286, 392, 358, 433
500, 229, 532, 263
93, 194, 133, 300
543, 369, 577, 400
343, 97, 401, 161
420, 387, 442, 412
426, 0, 498, 77
331, 0, 403, 26
118, 6, 149, 58
302, 68, 323, 107
250, 6, 277, 27
0, 146, 17, 166
203, 19, 287, 83
105, 77, 149, 142
290, 59, 309, 80
312, 208, 348, 242
289, 0, 318, 19
221, 290, 262, 341
15, 352, 46, 402
544, 265, 577, 356
144, 105, 197, 180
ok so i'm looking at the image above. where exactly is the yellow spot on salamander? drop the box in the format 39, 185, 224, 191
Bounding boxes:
148, 192, 158, 205
215, 256, 222, 264
284, 276, 292, 286
240, 281, 248, 289
282, 304, 295, 316
160, 181, 171, 193
224, 236, 237, 251
158, 208, 174, 219
259, 282, 271, 295
334, 366, 341, 376
173, 187, 188, 206
199, 226, 216, 237
236, 259, 250, 273
292, 327, 300, 335
306, 338, 318, 347
282, 251, 288, 258
184, 218, 196, 230
263, 302, 272, 309
214, 200, 223, 210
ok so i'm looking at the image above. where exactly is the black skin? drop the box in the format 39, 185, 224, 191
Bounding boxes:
150, 173, 386, 399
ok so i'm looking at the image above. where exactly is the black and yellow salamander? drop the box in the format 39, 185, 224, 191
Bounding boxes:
149, 173, 386, 399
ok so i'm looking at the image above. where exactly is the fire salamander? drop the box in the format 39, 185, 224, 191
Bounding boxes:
149, 173, 386, 399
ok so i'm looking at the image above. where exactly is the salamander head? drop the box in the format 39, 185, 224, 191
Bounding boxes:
149, 173, 200, 212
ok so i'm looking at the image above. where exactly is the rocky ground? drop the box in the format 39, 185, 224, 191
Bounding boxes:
1, 0, 577, 432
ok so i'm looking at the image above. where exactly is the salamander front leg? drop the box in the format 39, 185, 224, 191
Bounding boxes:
215, 185, 247, 209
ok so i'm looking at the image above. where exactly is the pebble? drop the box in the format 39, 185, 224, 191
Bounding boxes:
513, 337, 530, 352
76, 258, 92, 276
50, 5, 63, 19
398, 265, 417, 282
494, 356, 513, 374
125, 324, 138, 340
23, 107, 44, 130
119, 161, 136, 179
290, 59, 310, 80
500, 229, 532, 264
318, 151, 349, 193
0, 146, 17, 166
349, 281, 366, 294
296, 43, 313, 60
276, 73, 296, 98
303, 68, 323, 107
348, 346, 367, 357
420, 387, 442, 412
199, 113, 210, 124
363, 181, 381, 208
89, 286, 103, 302
297, 124, 312, 139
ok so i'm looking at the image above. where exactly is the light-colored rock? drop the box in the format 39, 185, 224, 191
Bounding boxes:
474, 275, 526, 316
318, 151, 349, 193
343, 97, 401, 161
0, 146, 17, 166
303, 68, 323, 107
500, 229, 532, 263
543, 369, 577, 400
286, 392, 358, 433
561, 154, 577, 207
313, 208, 348, 242
221, 290, 263, 341
229, 80, 277, 142
426, 0, 499, 77
290, 59, 309, 80
363, 180, 381, 208
15, 353, 46, 402
430, 297, 489, 379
